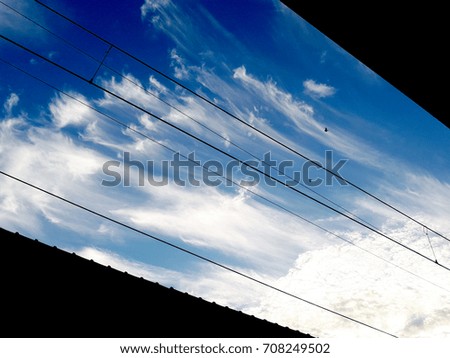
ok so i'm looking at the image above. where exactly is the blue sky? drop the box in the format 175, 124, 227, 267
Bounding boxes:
1, 0, 449, 337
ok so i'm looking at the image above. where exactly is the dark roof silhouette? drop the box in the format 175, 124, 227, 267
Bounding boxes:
0, 227, 313, 338
281, 1, 449, 129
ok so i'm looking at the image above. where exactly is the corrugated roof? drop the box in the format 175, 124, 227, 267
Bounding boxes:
0, 227, 313, 338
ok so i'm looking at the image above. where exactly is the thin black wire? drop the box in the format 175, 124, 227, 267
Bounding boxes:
32, 0, 450, 243
0, 0, 380, 232
3, 55, 448, 294
0, 0, 104, 63
0, 3, 444, 336
90, 44, 112, 82
102, 64, 379, 230
0, 170, 398, 338
2, 33, 448, 274
424, 227, 438, 263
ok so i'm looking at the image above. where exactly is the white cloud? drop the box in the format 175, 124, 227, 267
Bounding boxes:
100, 73, 157, 109
381, 173, 450, 235
239, 173, 450, 337
0, 96, 122, 237
1, 26, 448, 338
69, 217, 450, 338
303, 79, 336, 98
148, 75, 168, 94
170, 48, 189, 80
140, 0, 193, 52
248, 224, 450, 338
112, 183, 331, 275
0, 77, 329, 267
3, 93, 19, 115
140, 0, 171, 18
49, 92, 93, 128
140, 0, 245, 56
231, 66, 407, 174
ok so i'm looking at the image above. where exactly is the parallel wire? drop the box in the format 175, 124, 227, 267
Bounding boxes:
2, 33, 449, 274
0, 0, 104, 62
424, 227, 438, 263
0, 1, 445, 337
0, 169, 398, 338
0, 0, 379, 231
102, 65, 379, 230
31, 0, 450, 243
3, 55, 448, 294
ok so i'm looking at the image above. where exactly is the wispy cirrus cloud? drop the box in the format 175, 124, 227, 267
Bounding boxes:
0, 82, 331, 276
112, 183, 332, 275
2, 92, 19, 116
0, 93, 126, 238
140, 0, 171, 19
170, 48, 190, 80
303, 79, 336, 98
231, 65, 387, 167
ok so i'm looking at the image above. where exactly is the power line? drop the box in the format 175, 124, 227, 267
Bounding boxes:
101, 65, 379, 230
2, 33, 449, 274
4, 0, 448, 268
1, 2, 446, 336
0, 169, 398, 338
0, 0, 380, 233
32, 0, 450, 244
424, 227, 438, 263
0, 0, 103, 63
3, 54, 448, 294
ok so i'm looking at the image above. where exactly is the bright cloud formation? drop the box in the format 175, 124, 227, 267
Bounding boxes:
303, 79, 336, 98
0, 0, 449, 339
3, 92, 19, 115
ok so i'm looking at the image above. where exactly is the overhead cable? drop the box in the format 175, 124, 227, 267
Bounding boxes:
3, 55, 448, 294
1, 33, 448, 273
31, 0, 450, 243
0, 169, 398, 338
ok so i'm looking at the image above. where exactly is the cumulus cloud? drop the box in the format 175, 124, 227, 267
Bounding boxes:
303, 79, 336, 98
247, 224, 450, 338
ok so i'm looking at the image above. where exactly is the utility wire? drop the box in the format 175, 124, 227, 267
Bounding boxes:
0, 169, 398, 338
424, 227, 438, 263
102, 65, 379, 230
0, 0, 104, 63
0, 0, 380, 232
32, 0, 450, 243
2, 33, 449, 273
3, 55, 448, 294
1, 2, 446, 336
